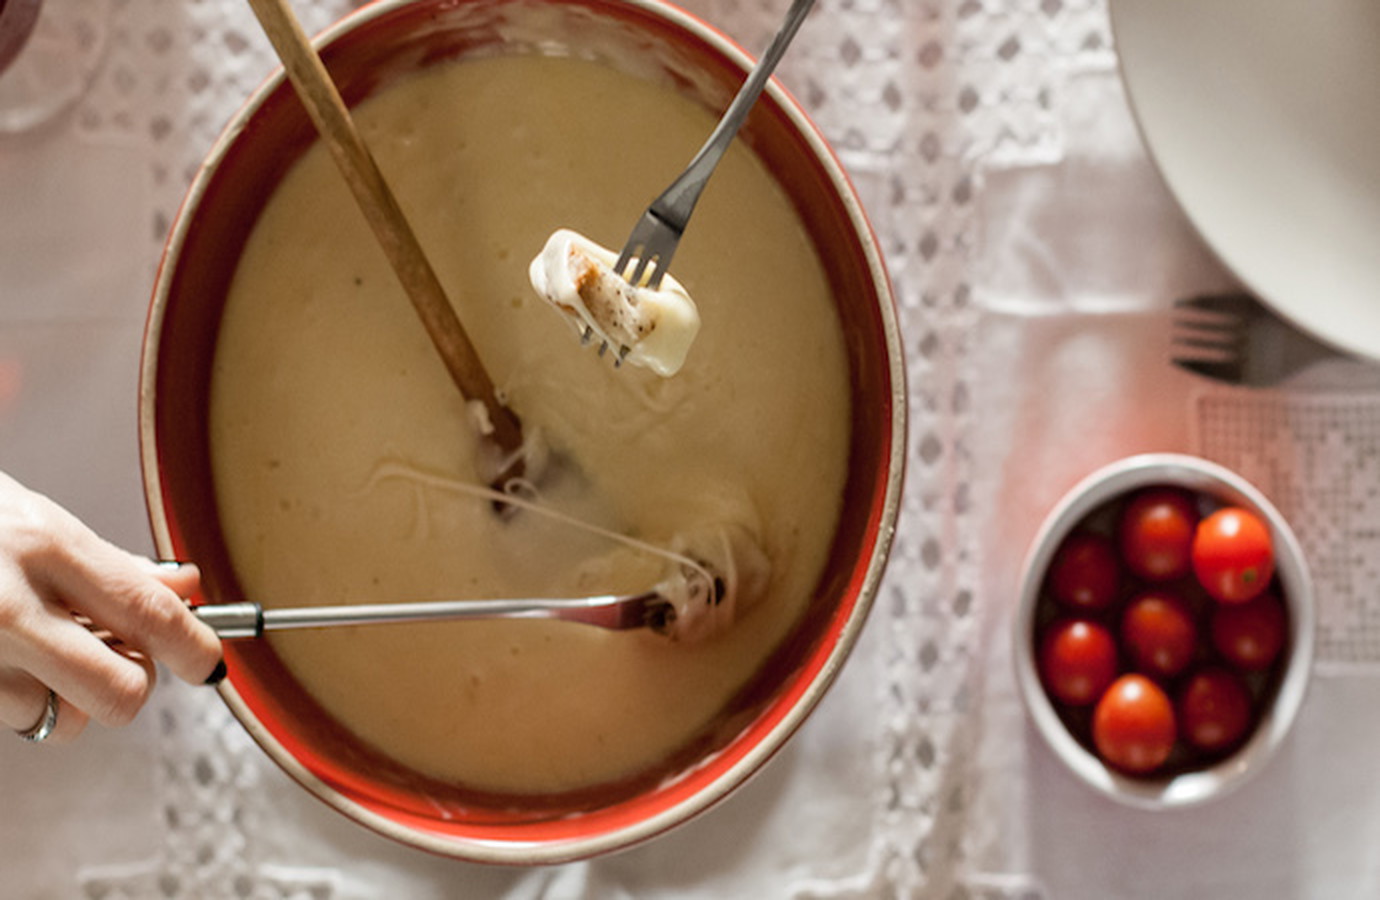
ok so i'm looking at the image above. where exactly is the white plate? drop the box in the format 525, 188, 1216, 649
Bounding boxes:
1109, 0, 1380, 360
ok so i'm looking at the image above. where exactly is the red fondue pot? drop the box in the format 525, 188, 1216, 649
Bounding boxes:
140, 0, 904, 864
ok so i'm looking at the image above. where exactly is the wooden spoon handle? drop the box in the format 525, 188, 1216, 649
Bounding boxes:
245, 0, 524, 462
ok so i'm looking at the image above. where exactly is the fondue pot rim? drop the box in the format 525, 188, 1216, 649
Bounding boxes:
140, 0, 906, 864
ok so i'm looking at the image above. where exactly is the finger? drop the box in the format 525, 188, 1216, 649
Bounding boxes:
127, 557, 223, 681
34, 520, 221, 686
0, 668, 90, 744
136, 557, 201, 599
44, 696, 90, 744
9, 607, 158, 728
0, 666, 51, 731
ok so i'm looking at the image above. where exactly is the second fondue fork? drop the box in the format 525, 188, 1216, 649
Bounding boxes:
190, 592, 676, 639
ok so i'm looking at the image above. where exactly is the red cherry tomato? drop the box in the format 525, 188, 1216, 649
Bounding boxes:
1039, 619, 1119, 706
1120, 589, 1198, 679
1211, 591, 1287, 670
1177, 667, 1253, 753
1049, 531, 1121, 612
1192, 507, 1275, 603
1092, 674, 1177, 774
1119, 488, 1199, 581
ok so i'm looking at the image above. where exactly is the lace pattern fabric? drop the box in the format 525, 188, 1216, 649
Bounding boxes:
78, 0, 366, 260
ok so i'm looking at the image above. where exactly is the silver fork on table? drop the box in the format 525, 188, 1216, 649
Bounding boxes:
592, 0, 817, 359
1170, 292, 1350, 387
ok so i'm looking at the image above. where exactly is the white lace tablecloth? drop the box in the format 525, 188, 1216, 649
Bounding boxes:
4, 1, 1380, 897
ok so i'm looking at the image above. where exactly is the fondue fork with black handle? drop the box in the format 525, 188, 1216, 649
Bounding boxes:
75, 593, 675, 648
190, 592, 676, 638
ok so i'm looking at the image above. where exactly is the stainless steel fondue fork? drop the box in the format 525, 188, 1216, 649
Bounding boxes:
191, 592, 676, 638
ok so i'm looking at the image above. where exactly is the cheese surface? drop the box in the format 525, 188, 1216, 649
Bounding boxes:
209, 53, 851, 794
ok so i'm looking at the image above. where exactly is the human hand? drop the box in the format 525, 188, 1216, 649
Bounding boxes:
0, 472, 223, 744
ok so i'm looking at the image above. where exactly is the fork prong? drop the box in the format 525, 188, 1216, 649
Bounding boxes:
604, 591, 676, 634
1172, 314, 1239, 334
1173, 292, 1256, 315
1172, 356, 1245, 382
1168, 290, 1349, 386
1175, 321, 1242, 353
639, 594, 677, 636
1171, 334, 1236, 354
641, 259, 667, 291
614, 239, 653, 288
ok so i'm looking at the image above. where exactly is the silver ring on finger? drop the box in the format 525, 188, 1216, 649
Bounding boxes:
16, 689, 59, 743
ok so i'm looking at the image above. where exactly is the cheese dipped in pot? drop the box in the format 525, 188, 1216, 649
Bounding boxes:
529, 228, 701, 376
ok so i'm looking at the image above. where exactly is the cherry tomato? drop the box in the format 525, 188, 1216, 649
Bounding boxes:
1211, 591, 1287, 670
1119, 488, 1199, 581
1049, 531, 1121, 612
1177, 667, 1253, 752
1039, 619, 1119, 706
1120, 589, 1198, 679
1192, 507, 1275, 603
1092, 674, 1177, 774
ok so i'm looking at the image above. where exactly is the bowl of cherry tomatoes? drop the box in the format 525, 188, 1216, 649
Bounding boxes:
1013, 453, 1315, 808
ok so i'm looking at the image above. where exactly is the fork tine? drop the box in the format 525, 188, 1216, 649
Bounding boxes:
1169, 290, 1351, 387
1173, 292, 1256, 315
1172, 356, 1244, 382
1171, 298, 1246, 383
1171, 309, 1240, 354
614, 244, 637, 277
614, 208, 678, 291
1172, 334, 1235, 354
642, 256, 667, 290
1173, 313, 1239, 333
614, 232, 650, 285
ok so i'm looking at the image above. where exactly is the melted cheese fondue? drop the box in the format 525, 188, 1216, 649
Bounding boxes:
209, 53, 851, 794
